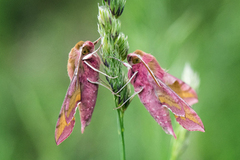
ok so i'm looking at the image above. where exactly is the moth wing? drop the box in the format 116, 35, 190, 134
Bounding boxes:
153, 76, 186, 117
64, 74, 81, 124
64, 46, 83, 124
55, 74, 81, 145
163, 73, 204, 131
55, 42, 84, 145
55, 106, 75, 145
174, 106, 205, 132
164, 73, 198, 105
154, 77, 204, 132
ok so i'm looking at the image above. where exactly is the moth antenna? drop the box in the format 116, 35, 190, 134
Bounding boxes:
87, 78, 120, 97
93, 37, 101, 45
83, 61, 118, 79
114, 87, 144, 110
115, 71, 138, 94
109, 56, 132, 69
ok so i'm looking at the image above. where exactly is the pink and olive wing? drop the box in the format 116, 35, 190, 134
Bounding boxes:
175, 105, 205, 132
154, 77, 186, 117
164, 73, 198, 105
155, 76, 204, 132
64, 75, 81, 124
55, 106, 75, 145
55, 75, 81, 145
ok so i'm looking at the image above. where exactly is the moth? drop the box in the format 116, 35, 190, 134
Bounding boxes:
55, 38, 114, 145
117, 50, 205, 138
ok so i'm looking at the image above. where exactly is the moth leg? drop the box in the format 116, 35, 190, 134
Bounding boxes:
115, 71, 138, 94
83, 61, 118, 79
114, 87, 144, 110
87, 78, 120, 97
109, 56, 132, 69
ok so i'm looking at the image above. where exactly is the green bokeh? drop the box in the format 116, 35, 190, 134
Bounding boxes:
1, 0, 240, 159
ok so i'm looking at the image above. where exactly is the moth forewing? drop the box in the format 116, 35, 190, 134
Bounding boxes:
55, 107, 75, 145
63, 47, 83, 124
64, 75, 81, 124
55, 75, 80, 145
55, 54, 82, 145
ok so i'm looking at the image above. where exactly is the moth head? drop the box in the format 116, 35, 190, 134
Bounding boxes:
81, 38, 101, 61
81, 41, 95, 56
127, 50, 144, 66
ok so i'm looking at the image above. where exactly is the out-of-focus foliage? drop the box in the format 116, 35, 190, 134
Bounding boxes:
0, 0, 240, 159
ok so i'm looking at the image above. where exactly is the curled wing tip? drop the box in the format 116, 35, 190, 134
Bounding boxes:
81, 119, 91, 134
81, 126, 85, 134
55, 132, 63, 145
173, 132, 177, 139
55, 137, 61, 146
55, 126, 74, 145
196, 122, 205, 132
166, 128, 177, 139
55, 115, 75, 145
199, 127, 205, 132
162, 124, 177, 139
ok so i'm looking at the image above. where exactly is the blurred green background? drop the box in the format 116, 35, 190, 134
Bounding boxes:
1, 0, 240, 159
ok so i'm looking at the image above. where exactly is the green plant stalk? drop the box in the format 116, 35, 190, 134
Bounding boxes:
170, 125, 189, 160
117, 109, 125, 160
97, 1, 129, 160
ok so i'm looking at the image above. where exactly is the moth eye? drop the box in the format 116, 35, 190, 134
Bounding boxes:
82, 47, 89, 55
132, 58, 140, 64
